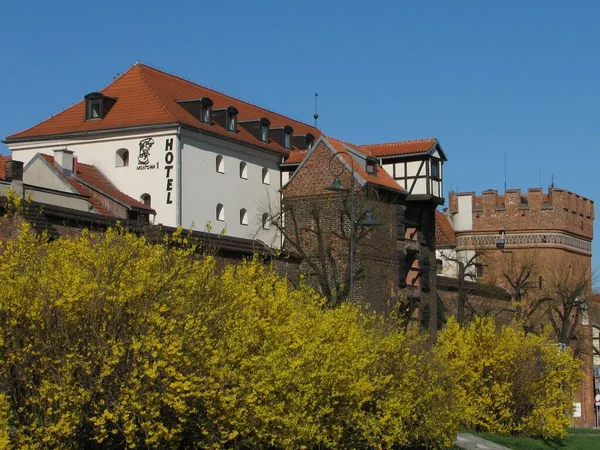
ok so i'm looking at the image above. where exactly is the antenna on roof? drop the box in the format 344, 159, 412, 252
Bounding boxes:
551, 174, 555, 189
313, 93, 319, 127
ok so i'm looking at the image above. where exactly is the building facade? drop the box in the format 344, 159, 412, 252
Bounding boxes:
3, 63, 447, 317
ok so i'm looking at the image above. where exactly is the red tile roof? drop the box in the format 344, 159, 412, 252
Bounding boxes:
326, 137, 405, 194
435, 210, 456, 247
39, 154, 154, 216
360, 138, 437, 157
284, 150, 308, 164
6, 64, 321, 156
284, 137, 441, 165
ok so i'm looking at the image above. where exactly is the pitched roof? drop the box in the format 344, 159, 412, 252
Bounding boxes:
283, 150, 308, 165
284, 137, 443, 166
435, 210, 456, 247
360, 138, 438, 158
325, 137, 405, 194
6, 64, 321, 156
39, 154, 154, 216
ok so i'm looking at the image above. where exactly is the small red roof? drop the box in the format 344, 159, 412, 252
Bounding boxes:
284, 150, 308, 165
6, 64, 321, 157
326, 137, 405, 194
39, 154, 154, 216
435, 210, 456, 247
360, 138, 437, 157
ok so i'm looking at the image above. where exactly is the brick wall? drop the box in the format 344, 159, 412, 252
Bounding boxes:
283, 141, 405, 314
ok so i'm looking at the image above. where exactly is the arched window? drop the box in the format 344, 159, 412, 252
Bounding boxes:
216, 203, 225, 221
240, 208, 248, 226
140, 193, 151, 207
239, 161, 248, 179
262, 213, 270, 230
116, 148, 129, 167
262, 167, 270, 185
216, 155, 224, 173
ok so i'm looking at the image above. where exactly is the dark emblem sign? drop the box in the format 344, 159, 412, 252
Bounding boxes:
138, 138, 154, 165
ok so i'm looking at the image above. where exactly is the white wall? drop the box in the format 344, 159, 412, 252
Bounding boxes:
23, 157, 75, 193
180, 131, 282, 247
453, 194, 473, 232
436, 249, 476, 279
9, 129, 179, 226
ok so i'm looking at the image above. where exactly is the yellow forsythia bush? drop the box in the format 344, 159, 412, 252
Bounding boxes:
435, 317, 580, 439
0, 224, 460, 449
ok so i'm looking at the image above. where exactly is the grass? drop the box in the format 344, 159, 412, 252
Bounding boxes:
467, 428, 600, 450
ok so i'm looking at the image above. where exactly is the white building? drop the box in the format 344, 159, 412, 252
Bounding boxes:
4, 64, 321, 248
4, 63, 447, 251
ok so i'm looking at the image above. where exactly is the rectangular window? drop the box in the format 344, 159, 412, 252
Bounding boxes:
201, 105, 211, 123
476, 263, 484, 278
431, 160, 440, 180
284, 132, 292, 149
88, 99, 102, 120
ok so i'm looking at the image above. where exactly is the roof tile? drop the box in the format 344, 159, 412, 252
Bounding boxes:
360, 138, 437, 157
326, 137, 405, 194
7, 64, 321, 157
39, 154, 153, 215
435, 210, 456, 246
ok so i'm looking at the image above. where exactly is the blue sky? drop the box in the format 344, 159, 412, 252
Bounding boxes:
1, 0, 599, 277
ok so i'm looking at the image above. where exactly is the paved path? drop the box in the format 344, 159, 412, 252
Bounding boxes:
455, 433, 513, 450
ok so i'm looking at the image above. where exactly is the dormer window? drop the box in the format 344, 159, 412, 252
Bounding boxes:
88, 98, 102, 119
283, 126, 294, 149
226, 107, 238, 132
200, 97, 213, 124
84, 92, 116, 121
306, 134, 315, 150
365, 157, 377, 176
259, 118, 270, 142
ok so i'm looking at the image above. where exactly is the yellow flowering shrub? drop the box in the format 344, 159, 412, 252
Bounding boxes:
0, 224, 461, 449
435, 317, 580, 439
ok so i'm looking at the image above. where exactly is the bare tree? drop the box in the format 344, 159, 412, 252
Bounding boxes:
267, 193, 385, 308
437, 248, 485, 325
498, 253, 593, 351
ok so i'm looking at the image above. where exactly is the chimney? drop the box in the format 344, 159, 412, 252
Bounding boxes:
5, 160, 23, 182
53, 149, 74, 176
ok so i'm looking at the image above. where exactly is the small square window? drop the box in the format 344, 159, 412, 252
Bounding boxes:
240, 161, 248, 179
262, 167, 270, 185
